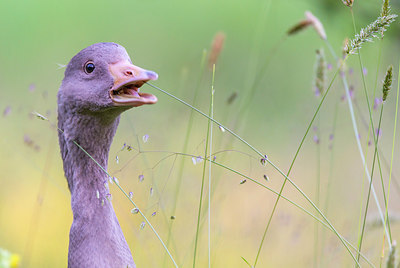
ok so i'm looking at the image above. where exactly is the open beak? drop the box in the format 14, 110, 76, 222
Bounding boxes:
109, 60, 158, 107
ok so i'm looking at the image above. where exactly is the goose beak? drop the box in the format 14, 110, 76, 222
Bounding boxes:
109, 60, 158, 107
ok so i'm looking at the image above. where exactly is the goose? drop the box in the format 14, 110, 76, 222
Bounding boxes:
57, 42, 158, 267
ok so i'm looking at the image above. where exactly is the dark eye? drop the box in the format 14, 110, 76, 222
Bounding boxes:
84, 62, 95, 74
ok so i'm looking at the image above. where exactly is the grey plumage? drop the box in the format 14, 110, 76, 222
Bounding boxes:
58, 42, 158, 268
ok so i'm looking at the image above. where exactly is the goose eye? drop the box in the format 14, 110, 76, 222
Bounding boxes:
84, 62, 95, 74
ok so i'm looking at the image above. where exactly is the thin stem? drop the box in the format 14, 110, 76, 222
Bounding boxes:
357, 105, 384, 262
349, 9, 392, 254
253, 62, 346, 267
167, 50, 208, 260
314, 117, 321, 268
321, 97, 340, 267
383, 60, 400, 257
147, 77, 360, 266
193, 64, 214, 268
37, 109, 373, 267
208, 64, 216, 268
207, 159, 373, 267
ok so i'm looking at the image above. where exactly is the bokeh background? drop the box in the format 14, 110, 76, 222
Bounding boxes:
1, 0, 400, 267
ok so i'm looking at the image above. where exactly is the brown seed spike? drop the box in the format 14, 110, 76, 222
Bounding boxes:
208, 32, 226, 69
287, 19, 312, 36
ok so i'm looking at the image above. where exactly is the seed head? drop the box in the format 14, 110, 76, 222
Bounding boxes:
342, 38, 349, 57
305, 11, 327, 40
341, 0, 354, 7
381, 0, 391, 17
382, 65, 393, 101
260, 155, 268, 165
314, 49, 326, 97
208, 32, 226, 68
287, 11, 326, 40
345, 14, 397, 54
131, 208, 139, 214
138, 174, 144, 182
32, 111, 48, 121
287, 19, 312, 36
387, 241, 397, 268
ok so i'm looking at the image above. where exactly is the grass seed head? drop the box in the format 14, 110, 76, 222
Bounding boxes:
138, 174, 144, 182
287, 19, 312, 36
345, 14, 397, 54
32, 111, 48, 121
208, 32, 225, 68
305, 11, 327, 40
131, 208, 139, 214
387, 241, 397, 268
382, 65, 393, 101
381, 0, 391, 17
342, 0, 354, 7
288, 11, 326, 40
314, 49, 326, 97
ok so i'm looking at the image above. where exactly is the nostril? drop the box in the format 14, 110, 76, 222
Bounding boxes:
125, 70, 133, 76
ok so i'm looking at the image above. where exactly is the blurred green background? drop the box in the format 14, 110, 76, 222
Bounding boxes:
1, 0, 400, 267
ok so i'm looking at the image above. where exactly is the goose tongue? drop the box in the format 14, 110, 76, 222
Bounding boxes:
126, 88, 140, 98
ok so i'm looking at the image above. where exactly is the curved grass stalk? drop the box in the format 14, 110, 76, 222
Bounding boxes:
113, 147, 376, 266
206, 160, 373, 267
321, 98, 340, 267
208, 65, 215, 268
193, 64, 215, 268
146, 81, 360, 266
357, 102, 384, 261
348, 10, 392, 254
33, 111, 373, 267
167, 50, 208, 262
383, 60, 400, 259
252, 63, 350, 267
340, 70, 390, 248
